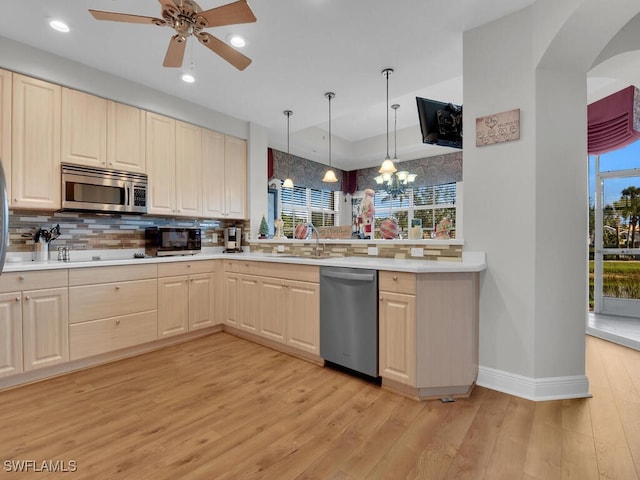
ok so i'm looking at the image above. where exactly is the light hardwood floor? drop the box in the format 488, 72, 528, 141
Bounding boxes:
1, 333, 638, 479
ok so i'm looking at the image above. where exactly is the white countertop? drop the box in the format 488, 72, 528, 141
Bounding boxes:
2, 248, 486, 274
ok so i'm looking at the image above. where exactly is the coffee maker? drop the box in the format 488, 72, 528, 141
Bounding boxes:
223, 226, 243, 253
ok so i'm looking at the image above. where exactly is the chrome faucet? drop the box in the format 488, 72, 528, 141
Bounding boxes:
307, 223, 322, 257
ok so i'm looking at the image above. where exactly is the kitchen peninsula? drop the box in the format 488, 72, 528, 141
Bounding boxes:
0, 245, 485, 401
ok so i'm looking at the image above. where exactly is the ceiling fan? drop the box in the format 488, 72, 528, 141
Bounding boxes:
89, 0, 256, 71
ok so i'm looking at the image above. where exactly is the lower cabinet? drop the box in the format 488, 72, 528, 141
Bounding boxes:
0, 270, 69, 376
223, 261, 320, 356
379, 290, 416, 385
157, 260, 216, 338
68, 264, 158, 360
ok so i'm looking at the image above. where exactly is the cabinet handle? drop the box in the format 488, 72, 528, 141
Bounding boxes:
392, 276, 398, 281
379, 297, 384, 302
18, 275, 24, 281
25, 296, 30, 301
115, 285, 120, 290
116, 319, 121, 325
15, 296, 20, 302
187, 264, 191, 268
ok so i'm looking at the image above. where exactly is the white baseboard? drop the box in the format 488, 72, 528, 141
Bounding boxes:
477, 366, 591, 401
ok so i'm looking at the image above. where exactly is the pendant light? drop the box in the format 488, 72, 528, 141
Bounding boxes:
378, 68, 397, 175
282, 110, 294, 188
322, 92, 338, 183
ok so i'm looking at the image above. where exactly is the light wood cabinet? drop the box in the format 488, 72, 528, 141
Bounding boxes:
0, 69, 11, 204
61, 88, 108, 168
259, 278, 286, 343
11, 74, 61, 209
0, 270, 69, 373
146, 112, 176, 215
157, 260, 216, 337
0, 292, 22, 378
68, 265, 158, 360
223, 273, 239, 327
238, 275, 260, 334
202, 131, 247, 219
378, 271, 479, 399
176, 121, 202, 217
107, 101, 146, 173
285, 279, 319, 355
22, 287, 69, 371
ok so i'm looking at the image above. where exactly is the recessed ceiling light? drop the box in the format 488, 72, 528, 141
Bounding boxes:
181, 72, 196, 83
49, 19, 70, 33
228, 34, 246, 48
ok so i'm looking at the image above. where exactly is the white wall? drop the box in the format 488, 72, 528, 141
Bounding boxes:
248, 123, 268, 240
463, 1, 640, 399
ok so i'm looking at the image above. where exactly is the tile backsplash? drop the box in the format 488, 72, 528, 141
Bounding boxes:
8, 210, 250, 253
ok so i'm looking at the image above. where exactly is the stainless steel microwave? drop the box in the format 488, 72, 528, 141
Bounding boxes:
145, 227, 202, 256
61, 163, 148, 214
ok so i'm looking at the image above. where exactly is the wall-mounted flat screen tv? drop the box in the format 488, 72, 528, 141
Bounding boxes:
416, 97, 463, 149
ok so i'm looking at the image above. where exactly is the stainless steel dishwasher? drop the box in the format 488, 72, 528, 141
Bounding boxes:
320, 266, 378, 378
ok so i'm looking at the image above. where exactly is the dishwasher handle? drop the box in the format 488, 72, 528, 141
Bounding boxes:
321, 270, 376, 282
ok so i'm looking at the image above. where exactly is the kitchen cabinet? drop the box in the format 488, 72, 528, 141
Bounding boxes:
61, 88, 108, 168
68, 264, 158, 360
0, 270, 69, 373
157, 260, 216, 338
147, 114, 202, 217
378, 270, 479, 399
11, 73, 61, 210
259, 278, 286, 343
202, 131, 247, 219
238, 275, 260, 334
0, 69, 11, 203
285, 279, 319, 355
107, 101, 146, 173
0, 292, 22, 378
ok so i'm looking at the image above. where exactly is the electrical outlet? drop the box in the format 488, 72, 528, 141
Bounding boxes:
411, 247, 424, 257
367, 247, 378, 256
277, 244, 285, 252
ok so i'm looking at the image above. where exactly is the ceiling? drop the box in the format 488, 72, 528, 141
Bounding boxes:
0, 0, 637, 171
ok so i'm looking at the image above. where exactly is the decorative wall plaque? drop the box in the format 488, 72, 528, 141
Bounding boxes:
476, 108, 520, 146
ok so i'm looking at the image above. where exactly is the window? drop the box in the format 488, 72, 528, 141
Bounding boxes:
372, 183, 457, 238
280, 183, 339, 237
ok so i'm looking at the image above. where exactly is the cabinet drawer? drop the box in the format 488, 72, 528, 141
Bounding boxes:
224, 260, 260, 275
69, 278, 157, 324
69, 310, 158, 360
0, 270, 67, 293
262, 262, 319, 283
68, 264, 157, 286
379, 271, 416, 295
158, 259, 215, 277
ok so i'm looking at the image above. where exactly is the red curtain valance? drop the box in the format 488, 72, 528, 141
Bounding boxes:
588, 85, 640, 155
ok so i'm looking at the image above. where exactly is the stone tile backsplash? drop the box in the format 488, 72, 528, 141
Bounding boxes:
8, 210, 250, 253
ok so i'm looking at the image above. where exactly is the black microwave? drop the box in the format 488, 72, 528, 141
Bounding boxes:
145, 227, 201, 256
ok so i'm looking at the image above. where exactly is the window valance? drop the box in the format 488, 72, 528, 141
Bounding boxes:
588, 86, 640, 155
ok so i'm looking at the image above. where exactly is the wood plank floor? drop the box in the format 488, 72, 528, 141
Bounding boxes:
1, 333, 639, 479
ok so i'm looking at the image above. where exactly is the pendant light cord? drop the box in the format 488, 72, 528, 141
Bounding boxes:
386, 70, 390, 160
328, 94, 332, 167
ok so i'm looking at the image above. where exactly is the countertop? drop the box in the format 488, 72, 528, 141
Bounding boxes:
2, 249, 486, 274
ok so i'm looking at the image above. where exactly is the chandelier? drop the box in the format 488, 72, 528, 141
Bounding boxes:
374, 88, 416, 198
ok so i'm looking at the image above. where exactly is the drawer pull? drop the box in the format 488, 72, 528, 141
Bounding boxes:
392, 276, 398, 281
115, 285, 120, 291
18, 275, 24, 281
116, 319, 121, 325
187, 264, 191, 268
15, 296, 19, 302
25, 296, 30, 301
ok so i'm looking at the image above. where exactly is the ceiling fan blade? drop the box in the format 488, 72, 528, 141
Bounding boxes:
163, 35, 187, 68
197, 32, 252, 70
197, 0, 257, 28
89, 9, 162, 25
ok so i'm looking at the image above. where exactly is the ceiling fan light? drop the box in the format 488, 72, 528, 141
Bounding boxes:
283, 178, 294, 188
322, 169, 338, 183
181, 72, 196, 83
228, 34, 246, 48
379, 158, 397, 175
49, 19, 70, 33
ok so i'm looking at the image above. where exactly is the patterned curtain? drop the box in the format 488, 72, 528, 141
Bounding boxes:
588, 86, 640, 155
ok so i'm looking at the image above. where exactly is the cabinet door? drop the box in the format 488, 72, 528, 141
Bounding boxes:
175, 121, 202, 217
224, 135, 247, 219
286, 280, 319, 355
379, 291, 416, 385
146, 112, 176, 215
189, 273, 214, 331
157, 276, 189, 338
223, 274, 239, 327
202, 128, 225, 217
11, 74, 61, 209
0, 292, 22, 378
107, 101, 146, 173
238, 275, 260, 333
0, 69, 11, 204
260, 277, 286, 343
22, 288, 69, 371
61, 88, 107, 168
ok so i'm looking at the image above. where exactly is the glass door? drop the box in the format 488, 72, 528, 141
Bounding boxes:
594, 162, 640, 317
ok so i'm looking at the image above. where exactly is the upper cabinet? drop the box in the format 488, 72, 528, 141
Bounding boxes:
175, 120, 202, 217
107, 101, 146, 173
202, 131, 246, 219
11, 74, 61, 210
0, 69, 11, 203
61, 88, 108, 168
146, 112, 176, 216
